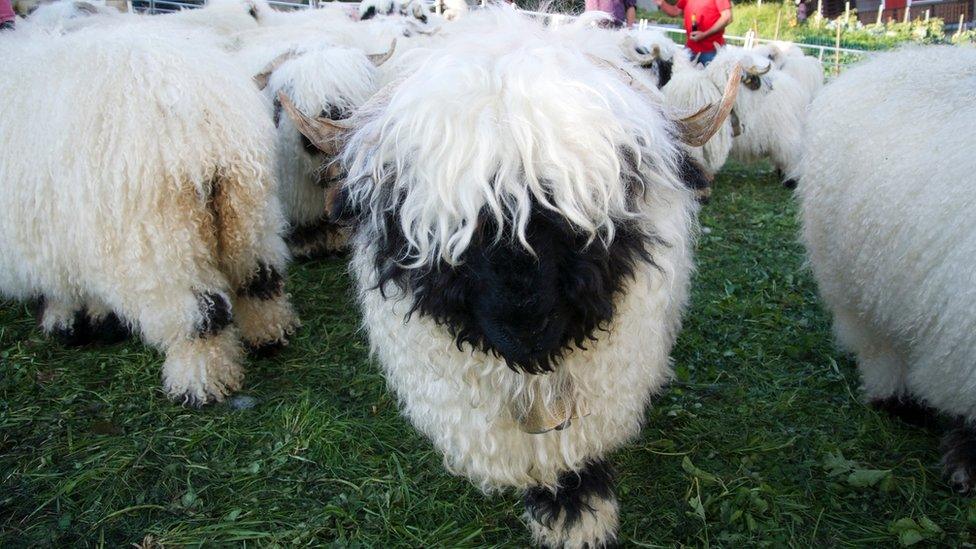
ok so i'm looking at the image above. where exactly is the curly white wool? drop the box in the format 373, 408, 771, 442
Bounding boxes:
0, 24, 295, 403
798, 46, 976, 417
343, 8, 682, 267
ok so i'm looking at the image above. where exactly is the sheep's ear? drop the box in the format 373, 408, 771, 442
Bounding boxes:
253, 50, 298, 90
277, 92, 352, 155
367, 39, 397, 67
673, 63, 741, 147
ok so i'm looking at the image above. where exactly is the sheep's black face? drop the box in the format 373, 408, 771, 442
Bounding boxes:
654, 59, 674, 88
364, 196, 658, 374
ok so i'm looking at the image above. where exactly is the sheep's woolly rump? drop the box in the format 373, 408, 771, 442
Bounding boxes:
799, 46, 976, 420
707, 46, 808, 176
0, 24, 296, 403
799, 46, 976, 491
22, 0, 122, 32
344, 11, 695, 545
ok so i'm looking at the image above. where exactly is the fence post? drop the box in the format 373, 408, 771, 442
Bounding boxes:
924, 8, 929, 22
958, 13, 966, 36
149, 0, 154, 13
775, 8, 782, 40
844, 1, 850, 25
834, 19, 841, 76
876, 3, 883, 25
903, 4, 910, 23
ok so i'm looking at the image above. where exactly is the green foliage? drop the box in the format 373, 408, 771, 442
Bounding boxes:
644, 0, 966, 51
2, 162, 975, 546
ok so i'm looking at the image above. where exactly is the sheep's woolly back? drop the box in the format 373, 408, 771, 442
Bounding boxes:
342, 8, 683, 266
797, 46, 976, 416
24, 0, 122, 32
0, 23, 280, 301
161, 0, 263, 35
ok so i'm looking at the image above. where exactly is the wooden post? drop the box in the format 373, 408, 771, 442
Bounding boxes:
834, 20, 842, 76
924, 8, 930, 22
876, 2, 883, 25
758, 0, 762, 7
775, 8, 782, 39
903, 4, 910, 23
958, 13, 966, 36
817, 0, 823, 18
844, 1, 850, 25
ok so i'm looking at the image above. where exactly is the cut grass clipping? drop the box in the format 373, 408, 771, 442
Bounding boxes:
1, 162, 972, 546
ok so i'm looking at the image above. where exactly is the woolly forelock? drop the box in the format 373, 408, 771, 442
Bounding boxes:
0, 22, 284, 301
342, 7, 684, 268
797, 46, 976, 417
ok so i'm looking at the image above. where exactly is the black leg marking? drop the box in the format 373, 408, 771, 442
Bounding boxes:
286, 219, 349, 260
51, 309, 95, 347
870, 394, 943, 431
782, 179, 798, 190
524, 460, 616, 542
195, 291, 232, 337
238, 263, 284, 301
941, 420, 976, 494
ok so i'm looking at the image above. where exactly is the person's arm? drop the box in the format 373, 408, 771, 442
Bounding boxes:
626, 5, 636, 26
690, 7, 732, 41
654, 0, 683, 18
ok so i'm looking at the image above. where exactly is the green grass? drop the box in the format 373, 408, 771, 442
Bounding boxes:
2, 162, 973, 547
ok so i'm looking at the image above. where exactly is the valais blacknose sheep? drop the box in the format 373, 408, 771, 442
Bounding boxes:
708, 46, 808, 185
753, 41, 824, 98
798, 46, 976, 493
0, 24, 299, 405
282, 9, 738, 547
254, 42, 389, 257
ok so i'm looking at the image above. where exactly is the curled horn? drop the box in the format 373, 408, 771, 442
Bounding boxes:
620, 36, 656, 66
253, 50, 299, 90
745, 63, 771, 76
277, 91, 353, 155
586, 54, 738, 146
367, 39, 397, 67
673, 63, 741, 147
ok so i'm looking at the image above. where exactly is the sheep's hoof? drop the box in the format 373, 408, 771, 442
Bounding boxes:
870, 394, 943, 430
782, 179, 798, 190
247, 338, 287, 358
523, 460, 619, 548
940, 422, 976, 494
50, 311, 95, 347
89, 313, 130, 345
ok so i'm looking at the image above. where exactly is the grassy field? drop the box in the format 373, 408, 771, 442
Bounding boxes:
2, 163, 972, 547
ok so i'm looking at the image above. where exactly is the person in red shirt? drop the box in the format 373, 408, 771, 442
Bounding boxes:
655, 0, 733, 65
0, 0, 15, 31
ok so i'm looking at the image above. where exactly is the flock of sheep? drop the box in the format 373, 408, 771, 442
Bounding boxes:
1, 0, 974, 546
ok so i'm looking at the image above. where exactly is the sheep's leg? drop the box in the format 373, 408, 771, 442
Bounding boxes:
210, 177, 299, 353
286, 218, 350, 260
941, 419, 976, 494
80, 297, 130, 345
523, 460, 619, 549
135, 285, 243, 407
232, 262, 300, 354
38, 295, 90, 346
